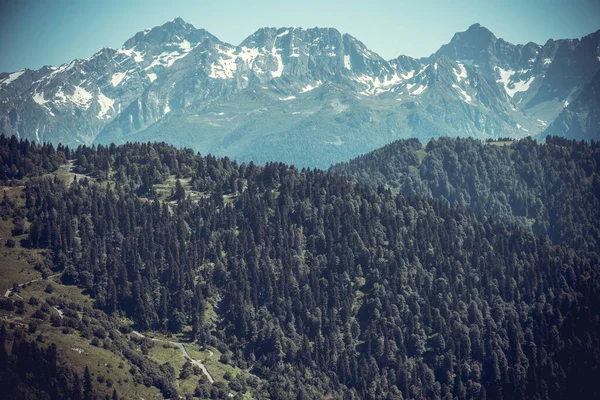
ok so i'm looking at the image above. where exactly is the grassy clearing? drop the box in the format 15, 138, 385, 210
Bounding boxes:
199, 346, 241, 382
0, 240, 45, 295
1, 277, 163, 399
43, 328, 161, 399
153, 175, 207, 202
135, 328, 259, 398
152, 174, 244, 205
486, 140, 515, 147
0, 186, 46, 296
146, 342, 202, 395
52, 163, 74, 184
416, 149, 427, 164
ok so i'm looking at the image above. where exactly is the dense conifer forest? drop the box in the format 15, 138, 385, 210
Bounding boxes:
1, 135, 599, 399
0, 326, 115, 400
331, 136, 600, 252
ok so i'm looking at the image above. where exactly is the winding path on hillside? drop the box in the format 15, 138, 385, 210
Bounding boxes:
3, 274, 215, 385
131, 330, 215, 384
3, 273, 63, 298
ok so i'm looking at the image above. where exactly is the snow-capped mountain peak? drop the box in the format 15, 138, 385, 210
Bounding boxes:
1, 19, 599, 167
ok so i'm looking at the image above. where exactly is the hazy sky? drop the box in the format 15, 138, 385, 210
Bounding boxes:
1, 0, 599, 72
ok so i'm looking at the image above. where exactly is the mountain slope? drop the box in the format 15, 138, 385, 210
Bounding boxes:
3, 138, 600, 399
0, 18, 214, 145
1, 19, 599, 167
542, 69, 600, 140
424, 23, 600, 127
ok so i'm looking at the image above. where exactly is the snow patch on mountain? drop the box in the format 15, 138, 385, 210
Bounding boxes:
452, 84, 472, 103
0, 70, 25, 86
288, 30, 301, 57
506, 76, 535, 98
33, 91, 48, 106
111, 72, 127, 87
209, 45, 238, 79
54, 88, 67, 103
97, 92, 115, 119
118, 48, 144, 63
279, 96, 296, 101
324, 136, 344, 146
495, 67, 534, 98
152, 50, 188, 69
147, 73, 157, 82
516, 123, 528, 132
401, 70, 415, 79
563, 86, 580, 107
179, 40, 191, 51
145, 40, 197, 71
454, 64, 467, 82
344, 55, 351, 70
70, 86, 93, 110
32, 91, 55, 116
301, 81, 322, 93
271, 48, 284, 78
412, 84, 428, 95
356, 74, 402, 95
45, 64, 70, 82
238, 47, 260, 65
416, 65, 429, 77
495, 67, 515, 95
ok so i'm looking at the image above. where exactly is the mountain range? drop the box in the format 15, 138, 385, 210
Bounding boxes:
1, 18, 599, 168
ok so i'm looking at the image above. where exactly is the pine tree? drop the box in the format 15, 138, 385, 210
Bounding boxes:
83, 366, 93, 400
173, 179, 185, 201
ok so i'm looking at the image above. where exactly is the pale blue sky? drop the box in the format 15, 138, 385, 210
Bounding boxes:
1, 0, 599, 72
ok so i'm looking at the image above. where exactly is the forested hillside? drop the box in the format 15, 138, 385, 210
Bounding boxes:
1, 137, 600, 399
331, 136, 600, 252
0, 327, 114, 400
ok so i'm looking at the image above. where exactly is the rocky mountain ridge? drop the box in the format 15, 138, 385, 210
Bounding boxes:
1, 18, 598, 167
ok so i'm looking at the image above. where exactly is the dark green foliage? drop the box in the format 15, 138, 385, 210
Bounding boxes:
172, 178, 186, 201
83, 366, 93, 400
0, 135, 67, 183
11, 216, 25, 235
331, 136, 600, 251
5, 138, 600, 399
0, 326, 111, 400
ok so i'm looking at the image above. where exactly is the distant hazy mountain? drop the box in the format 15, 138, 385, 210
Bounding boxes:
542, 70, 600, 141
1, 18, 598, 167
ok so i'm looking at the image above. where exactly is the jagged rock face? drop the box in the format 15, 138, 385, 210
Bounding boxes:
1, 19, 599, 167
425, 23, 600, 130
426, 23, 527, 68
542, 70, 600, 140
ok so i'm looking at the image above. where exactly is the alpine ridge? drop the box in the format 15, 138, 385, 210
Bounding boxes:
1, 18, 599, 168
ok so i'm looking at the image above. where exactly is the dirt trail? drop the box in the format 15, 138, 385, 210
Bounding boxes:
4, 273, 63, 298
131, 330, 214, 384
66, 160, 88, 183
